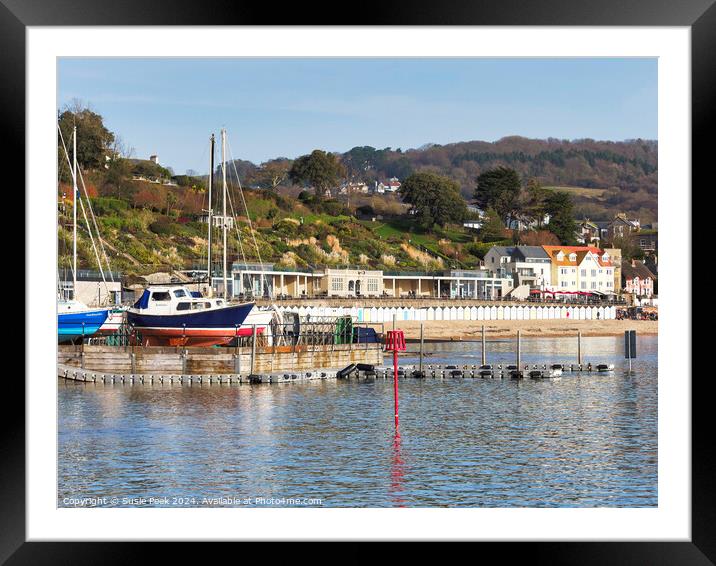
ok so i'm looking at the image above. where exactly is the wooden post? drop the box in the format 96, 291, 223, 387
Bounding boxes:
250, 324, 257, 375
516, 330, 521, 370
419, 322, 424, 374
481, 324, 486, 366
577, 331, 582, 365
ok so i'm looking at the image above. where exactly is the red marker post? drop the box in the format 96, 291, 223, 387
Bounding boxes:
385, 330, 406, 430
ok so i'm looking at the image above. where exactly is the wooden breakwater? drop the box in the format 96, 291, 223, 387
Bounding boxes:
58, 343, 383, 375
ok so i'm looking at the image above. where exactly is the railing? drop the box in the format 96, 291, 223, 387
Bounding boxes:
256, 294, 628, 305
63, 316, 386, 349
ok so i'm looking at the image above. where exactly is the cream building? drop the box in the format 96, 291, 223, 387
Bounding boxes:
542, 246, 616, 295
321, 268, 383, 298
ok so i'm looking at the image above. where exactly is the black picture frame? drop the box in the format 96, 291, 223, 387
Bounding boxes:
7, 0, 704, 561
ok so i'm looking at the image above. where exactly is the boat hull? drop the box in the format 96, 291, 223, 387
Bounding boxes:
97, 309, 125, 335
58, 309, 109, 344
127, 302, 254, 347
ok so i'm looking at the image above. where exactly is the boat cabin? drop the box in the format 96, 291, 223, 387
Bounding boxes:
132, 285, 227, 315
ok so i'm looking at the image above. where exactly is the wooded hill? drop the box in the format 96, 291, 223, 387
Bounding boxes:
229, 136, 658, 223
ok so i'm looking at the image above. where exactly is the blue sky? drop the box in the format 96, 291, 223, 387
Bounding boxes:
58, 58, 657, 174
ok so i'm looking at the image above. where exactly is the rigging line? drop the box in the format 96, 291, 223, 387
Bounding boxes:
226, 138, 269, 296
57, 128, 76, 286
77, 167, 114, 282
57, 126, 110, 299
224, 161, 258, 296
57, 138, 72, 282
58, 124, 114, 284
225, 179, 249, 270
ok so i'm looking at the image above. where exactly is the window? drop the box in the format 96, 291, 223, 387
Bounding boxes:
591, 282, 596, 289
607, 281, 612, 288
176, 302, 191, 311
580, 269, 586, 277
591, 270, 597, 277
581, 281, 586, 289
151, 292, 171, 301
331, 278, 344, 291
173, 289, 186, 298
561, 281, 568, 288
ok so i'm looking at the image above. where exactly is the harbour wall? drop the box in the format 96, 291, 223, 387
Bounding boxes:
58, 343, 383, 375
273, 304, 617, 323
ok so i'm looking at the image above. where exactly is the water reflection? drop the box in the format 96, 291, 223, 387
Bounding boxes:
58, 336, 657, 508
389, 432, 406, 507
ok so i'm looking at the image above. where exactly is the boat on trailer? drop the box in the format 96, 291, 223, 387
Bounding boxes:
127, 285, 254, 347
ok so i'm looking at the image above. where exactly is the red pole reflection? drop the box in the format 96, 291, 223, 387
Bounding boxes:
389, 432, 406, 507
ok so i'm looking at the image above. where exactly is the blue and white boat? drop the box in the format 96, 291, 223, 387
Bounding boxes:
58, 300, 109, 344
127, 285, 254, 347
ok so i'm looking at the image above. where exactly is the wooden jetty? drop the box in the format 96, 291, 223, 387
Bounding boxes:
58, 341, 382, 385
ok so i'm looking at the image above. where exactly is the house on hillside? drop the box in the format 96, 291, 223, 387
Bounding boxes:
542, 245, 616, 295
621, 259, 656, 298
575, 218, 601, 245
604, 213, 641, 241
631, 231, 658, 255
339, 181, 370, 194
506, 213, 550, 231
375, 177, 401, 193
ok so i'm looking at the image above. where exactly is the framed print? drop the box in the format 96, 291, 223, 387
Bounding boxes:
5, 0, 708, 561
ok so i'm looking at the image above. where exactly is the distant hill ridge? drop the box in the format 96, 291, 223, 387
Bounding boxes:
224, 135, 657, 199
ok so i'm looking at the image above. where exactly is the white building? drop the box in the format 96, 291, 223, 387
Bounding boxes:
484, 246, 552, 289
58, 270, 122, 306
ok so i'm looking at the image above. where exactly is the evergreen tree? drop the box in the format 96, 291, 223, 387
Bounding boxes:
544, 191, 577, 244
399, 172, 467, 229
474, 166, 522, 225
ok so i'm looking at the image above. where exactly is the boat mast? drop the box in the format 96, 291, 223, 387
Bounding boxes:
207, 133, 215, 296
72, 125, 78, 299
221, 128, 228, 301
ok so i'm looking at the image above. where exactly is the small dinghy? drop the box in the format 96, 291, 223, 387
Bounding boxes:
506, 365, 523, 379
478, 364, 494, 377
597, 364, 615, 373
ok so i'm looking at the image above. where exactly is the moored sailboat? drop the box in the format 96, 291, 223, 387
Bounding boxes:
57, 124, 115, 343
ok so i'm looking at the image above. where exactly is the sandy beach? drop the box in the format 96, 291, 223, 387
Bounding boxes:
391, 319, 657, 341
